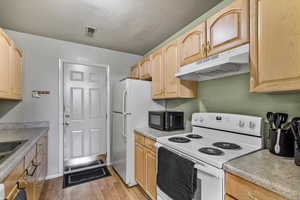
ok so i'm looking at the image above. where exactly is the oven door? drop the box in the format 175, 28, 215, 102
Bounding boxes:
156, 143, 224, 200
149, 112, 165, 130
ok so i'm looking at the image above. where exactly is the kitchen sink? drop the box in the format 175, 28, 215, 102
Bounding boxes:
0, 140, 27, 164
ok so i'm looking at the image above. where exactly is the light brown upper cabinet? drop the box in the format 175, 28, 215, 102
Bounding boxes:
178, 23, 207, 66
250, 0, 300, 92
206, 0, 249, 56
140, 57, 152, 80
130, 64, 140, 79
10, 47, 23, 99
163, 40, 197, 99
151, 49, 164, 99
0, 28, 23, 100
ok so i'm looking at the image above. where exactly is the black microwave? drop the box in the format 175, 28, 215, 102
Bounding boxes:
149, 111, 184, 131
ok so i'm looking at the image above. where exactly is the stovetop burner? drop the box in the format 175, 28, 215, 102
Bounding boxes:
213, 142, 241, 150
186, 134, 203, 139
168, 137, 191, 143
198, 147, 224, 156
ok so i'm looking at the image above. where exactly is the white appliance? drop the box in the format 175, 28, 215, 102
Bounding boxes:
157, 113, 263, 200
111, 79, 164, 187
176, 44, 249, 81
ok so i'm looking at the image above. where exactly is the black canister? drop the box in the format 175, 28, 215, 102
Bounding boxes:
269, 128, 294, 157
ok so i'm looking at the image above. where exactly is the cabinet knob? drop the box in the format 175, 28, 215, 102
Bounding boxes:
248, 191, 259, 200
17, 178, 29, 189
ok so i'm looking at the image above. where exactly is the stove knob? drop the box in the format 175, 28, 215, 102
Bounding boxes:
249, 121, 256, 129
239, 120, 245, 128
199, 117, 204, 123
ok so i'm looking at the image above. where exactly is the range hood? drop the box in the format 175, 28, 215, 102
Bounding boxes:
176, 44, 250, 81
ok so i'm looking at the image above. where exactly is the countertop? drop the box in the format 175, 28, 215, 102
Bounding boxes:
224, 149, 300, 200
134, 127, 190, 140
0, 127, 49, 182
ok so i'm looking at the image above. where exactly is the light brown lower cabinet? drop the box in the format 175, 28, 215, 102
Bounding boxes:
135, 142, 146, 189
225, 173, 287, 200
2, 136, 48, 200
225, 195, 236, 200
27, 136, 48, 200
135, 132, 157, 200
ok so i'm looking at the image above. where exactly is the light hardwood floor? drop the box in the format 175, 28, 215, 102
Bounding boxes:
40, 167, 150, 200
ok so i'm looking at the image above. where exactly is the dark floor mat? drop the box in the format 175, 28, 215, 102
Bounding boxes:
63, 166, 111, 188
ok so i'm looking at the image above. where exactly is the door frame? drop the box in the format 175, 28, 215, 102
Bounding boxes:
58, 59, 111, 177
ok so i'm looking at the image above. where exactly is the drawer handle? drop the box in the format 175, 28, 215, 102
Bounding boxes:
17, 178, 29, 189
27, 164, 38, 177
248, 191, 259, 200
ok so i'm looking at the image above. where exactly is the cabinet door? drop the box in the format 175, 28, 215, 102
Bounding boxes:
0, 29, 12, 98
151, 50, 164, 99
178, 23, 206, 66
250, 0, 300, 92
146, 150, 157, 200
135, 143, 146, 189
140, 57, 151, 80
139, 61, 145, 79
163, 41, 179, 98
206, 0, 249, 56
10, 47, 23, 99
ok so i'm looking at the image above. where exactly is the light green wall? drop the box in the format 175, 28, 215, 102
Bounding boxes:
198, 73, 300, 119
166, 73, 300, 132
145, 0, 234, 57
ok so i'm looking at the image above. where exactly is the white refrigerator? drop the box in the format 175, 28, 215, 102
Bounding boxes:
111, 79, 164, 186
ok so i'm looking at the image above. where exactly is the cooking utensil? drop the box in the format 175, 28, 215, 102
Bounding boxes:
275, 113, 288, 129
274, 113, 288, 154
266, 112, 276, 129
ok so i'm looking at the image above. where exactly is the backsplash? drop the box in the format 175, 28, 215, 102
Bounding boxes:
167, 73, 300, 143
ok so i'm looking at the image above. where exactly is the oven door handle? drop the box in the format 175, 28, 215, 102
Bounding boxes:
194, 163, 221, 179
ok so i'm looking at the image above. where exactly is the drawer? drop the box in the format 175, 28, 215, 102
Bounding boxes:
3, 159, 25, 195
144, 137, 156, 152
25, 145, 37, 169
135, 132, 145, 145
226, 173, 287, 200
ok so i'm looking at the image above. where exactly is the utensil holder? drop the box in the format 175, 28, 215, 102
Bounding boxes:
269, 128, 294, 157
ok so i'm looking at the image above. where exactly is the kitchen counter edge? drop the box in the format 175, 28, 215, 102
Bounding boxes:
224, 149, 300, 200
0, 127, 49, 182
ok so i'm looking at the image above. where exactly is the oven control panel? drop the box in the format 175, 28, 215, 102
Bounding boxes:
191, 113, 263, 137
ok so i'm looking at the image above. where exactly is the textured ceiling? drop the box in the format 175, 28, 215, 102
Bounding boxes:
0, 0, 221, 55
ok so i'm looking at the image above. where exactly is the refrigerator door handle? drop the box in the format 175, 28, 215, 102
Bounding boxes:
122, 90, 127, 114
122, 90, 127, 138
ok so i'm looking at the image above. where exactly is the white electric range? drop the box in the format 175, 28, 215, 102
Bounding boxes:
156, 113, 263, 200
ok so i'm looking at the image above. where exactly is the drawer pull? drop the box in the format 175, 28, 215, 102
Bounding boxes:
27, 165, 38, 177
248, 191, 259, 200
17, 178, 28, 190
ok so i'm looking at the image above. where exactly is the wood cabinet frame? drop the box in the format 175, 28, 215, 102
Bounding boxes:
206, 0, 249, 56
249, 0, 300, 93
134, 132, 157, 200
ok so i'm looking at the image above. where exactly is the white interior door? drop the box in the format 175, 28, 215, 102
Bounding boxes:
63, 62, 107, 162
